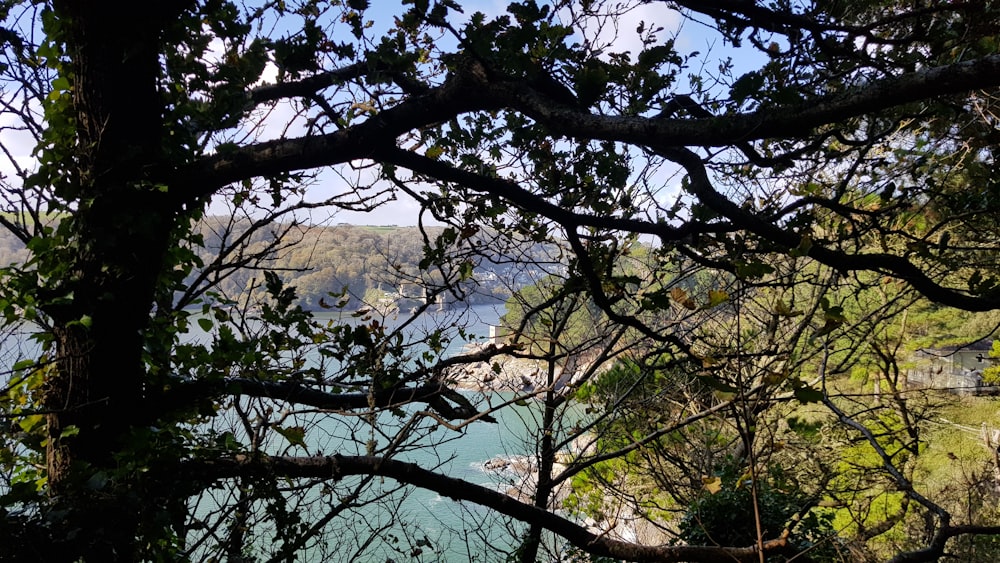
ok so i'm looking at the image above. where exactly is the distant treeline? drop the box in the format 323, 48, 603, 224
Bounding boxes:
0, 218, 557, 311
189, 217, 550, 310
185, 219, 440, 310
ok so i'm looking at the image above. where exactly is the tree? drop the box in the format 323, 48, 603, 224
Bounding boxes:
3, 0, 1000, 561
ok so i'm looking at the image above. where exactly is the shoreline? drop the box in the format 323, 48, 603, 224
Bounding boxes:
444, 343, 594, 393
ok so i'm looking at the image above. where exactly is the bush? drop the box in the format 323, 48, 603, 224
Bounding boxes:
679, 464, 841, 561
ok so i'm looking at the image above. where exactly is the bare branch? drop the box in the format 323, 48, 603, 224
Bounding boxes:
187, 453, 802, 563
154, 378, 496, 423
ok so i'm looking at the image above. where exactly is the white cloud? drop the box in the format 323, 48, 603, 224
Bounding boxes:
565, 1, 682, 61
0, 102, 41, 182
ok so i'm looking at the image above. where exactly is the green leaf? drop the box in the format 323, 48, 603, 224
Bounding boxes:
774, 300, 802, 317
812, 319, 842, 339
734, 260, 775, 280
574, 64, 608, 107
197, 317, 213, 332
274, 425, 307, 448
51, 76, 70, 92
730, 71, 764, 103
793, 386, 824, 403
698, 375, 738, 393
713, 389, 738, 401
706, 289, 729, 308
425, 145, 444, 160
459, 260, 474, 281
789, 235, 812, 257
18, 414, 44, 433
762, 370, 788, 385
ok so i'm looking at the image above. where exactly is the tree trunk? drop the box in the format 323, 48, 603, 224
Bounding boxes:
39, 3, 179, 559
518, 339, 568, 562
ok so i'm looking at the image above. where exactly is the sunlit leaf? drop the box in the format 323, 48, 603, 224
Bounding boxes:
274, 425, 307, 448
706, 289, 729, 308
425, 145, 445, 160
774, 300, 802, 317
702, 476, 723, 494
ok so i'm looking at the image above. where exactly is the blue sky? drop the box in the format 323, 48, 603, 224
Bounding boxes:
243, 0, 767, 227
0, 1, 767, 227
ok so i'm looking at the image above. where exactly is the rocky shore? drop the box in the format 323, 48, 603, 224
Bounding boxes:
443, 344, 590, 393
449, 348, 672, 545
480, 445, 672, 545
481, 454, 573, 505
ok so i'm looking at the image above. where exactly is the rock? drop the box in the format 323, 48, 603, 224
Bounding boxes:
483, 457, 510, 471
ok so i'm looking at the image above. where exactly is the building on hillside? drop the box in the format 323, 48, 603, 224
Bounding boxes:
398, 282, 427, 300
488, 324, 512, 345
906, 339, 998, 395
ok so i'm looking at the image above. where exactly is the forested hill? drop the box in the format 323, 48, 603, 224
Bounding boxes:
188, 220, 433, 309
0, 219, 547, 310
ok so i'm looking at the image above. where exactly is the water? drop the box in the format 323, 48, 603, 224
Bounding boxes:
0, 304, 577, 560
182, 303, 567, 561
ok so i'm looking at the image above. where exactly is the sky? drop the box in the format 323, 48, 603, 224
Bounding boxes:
232, 0, 733, 227
0, 1, 766, 227
261, 0, 765, 227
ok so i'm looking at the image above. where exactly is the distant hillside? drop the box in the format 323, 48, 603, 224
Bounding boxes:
187, 220, 431, 309
0, 227, 30, 267
192, 219, 564, 310
0, 218, 559, 311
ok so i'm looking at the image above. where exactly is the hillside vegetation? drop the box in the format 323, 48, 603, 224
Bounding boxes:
0, 220, 550, 310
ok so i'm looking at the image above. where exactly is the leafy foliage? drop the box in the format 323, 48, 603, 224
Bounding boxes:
2, 0, 1000, 561
679, 463, 840, 562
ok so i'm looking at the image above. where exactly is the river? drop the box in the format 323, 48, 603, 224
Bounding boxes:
0, 302, 576, 560
0, 303, 573, 560
181, 303, 569, 561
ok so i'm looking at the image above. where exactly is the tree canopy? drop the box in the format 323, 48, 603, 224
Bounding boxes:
2, 0, 1000, 561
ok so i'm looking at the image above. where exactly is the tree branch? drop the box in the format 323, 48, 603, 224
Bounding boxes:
249, 62, 371, 104
186, 453, 801, 563
172, 64, 499, 200
376, 146, 718, 241
152, 378, 495, 423
248, 62, 431, 105
175, 54, 1000, 208
496, 54, 1000, 147
656, 146, 1000, 311
886, 524, 1000, 563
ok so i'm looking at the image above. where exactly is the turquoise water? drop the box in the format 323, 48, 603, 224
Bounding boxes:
0, 303, 560, 559
182, 304, 571, 561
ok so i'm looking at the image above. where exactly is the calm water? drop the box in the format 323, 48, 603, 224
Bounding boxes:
182, 304, 565, 561
0, 303, 566, 560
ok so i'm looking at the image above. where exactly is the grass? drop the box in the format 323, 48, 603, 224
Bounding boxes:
360, 225, 401, 233
915, 393, 1000, 493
